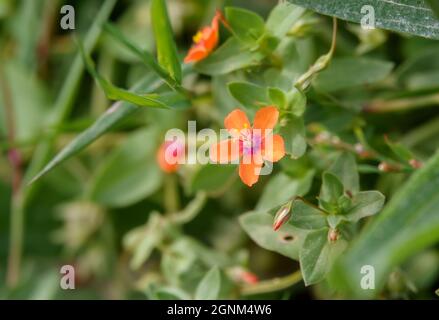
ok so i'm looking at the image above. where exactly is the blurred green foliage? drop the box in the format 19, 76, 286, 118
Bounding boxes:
0, 0, 438, 300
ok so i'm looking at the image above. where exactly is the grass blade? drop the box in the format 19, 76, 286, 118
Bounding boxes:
151, 0, 182, 83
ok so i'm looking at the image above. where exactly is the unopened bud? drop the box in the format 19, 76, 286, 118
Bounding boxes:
354, 143, 371, 158
314, 131, 330, 144
328, 228, 339, 243
378, 162, 398, 172
240, 271, 259, 285
273, 201, 292, 231
409, 159, 422, 169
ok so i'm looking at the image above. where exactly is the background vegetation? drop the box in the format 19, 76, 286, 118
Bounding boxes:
0, 0, 438, 299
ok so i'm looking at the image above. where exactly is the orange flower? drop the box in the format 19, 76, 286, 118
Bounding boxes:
184, 11, 223, 63
209, 106, 285, 187
156, 140, 185, 173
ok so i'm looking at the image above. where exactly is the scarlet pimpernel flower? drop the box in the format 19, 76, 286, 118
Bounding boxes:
184, 11, 224, 63
209, 106, 285, 187
156, 140, 185, 173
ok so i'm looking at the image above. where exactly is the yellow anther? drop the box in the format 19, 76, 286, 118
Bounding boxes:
193, 31, 203, 43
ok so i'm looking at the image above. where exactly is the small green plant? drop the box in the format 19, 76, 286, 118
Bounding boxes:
1, 0, 439, 300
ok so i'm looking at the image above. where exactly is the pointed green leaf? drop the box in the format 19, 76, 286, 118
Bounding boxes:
385, 136, 414, 163
288, 87, 307, 116
329, 152, 360, 194
299, 228, 330, 286
266, 2, 306, 38
256, 171, 314, 211
345, 191, 385, 223
279, 114, 307, 159
228, 82, 269, 109
225, 7, 265, 45
300, 228, 347, 286
151, 0, 181, 83
314, 57, 394, 92
319, 172, 344, 212
103, 23, 183, 92
78, 39, 172, 109
195, 267, 221, 300
289, 0, 439, 40
290, 199, 327, 230
268, 87, 287, 110
195, 37, 264, 76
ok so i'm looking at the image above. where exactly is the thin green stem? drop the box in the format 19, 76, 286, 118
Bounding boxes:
164, 174, 180, 213
364, 93, 439, 113
295, 17, 337, 91
240, 270, 302, 296
169, 192, 207, 224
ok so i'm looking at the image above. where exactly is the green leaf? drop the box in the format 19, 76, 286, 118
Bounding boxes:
195, 37, 264, 76
77, 39, 173, 109
329, 152, 359, 194
191, 164, 236, 193
151, 0, 181, 83
129, 213, 164, 270
289, 0, 439, 40
29, 75, 168, 183
330, 150, 439, 297
195, 267, 221, 300
87, 128, 162, 207
256, 170, 314, 211
314, 57, 394, 92
279, 114, 307, 159
225, 7, 265, 45
300, 228, 347, 286
228, 82, 269, 109
239, 211, 307, 260
288, 87, 307, 116
103, 23, 182, 92
319, 172, 344, 211
268, 87, 287, 110
345, 191, 385, 223
385, 136, 414, 163
266, 2, 306, 38
299, 228, 329, 285
1, 62, 50, 142
290, 199, 327, 230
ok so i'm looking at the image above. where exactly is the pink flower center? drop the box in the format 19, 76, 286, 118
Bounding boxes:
240, 130, 262, 156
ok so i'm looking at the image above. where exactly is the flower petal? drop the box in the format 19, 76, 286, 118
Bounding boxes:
239, 158, 262, 187
224, 109, 251, 136
202, 27, 219, 52
209, 139, 240, 164
184, 46, 208, 63
157, 141, 184, 173
253, 106, 279, 131
262, 134, 285, 162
